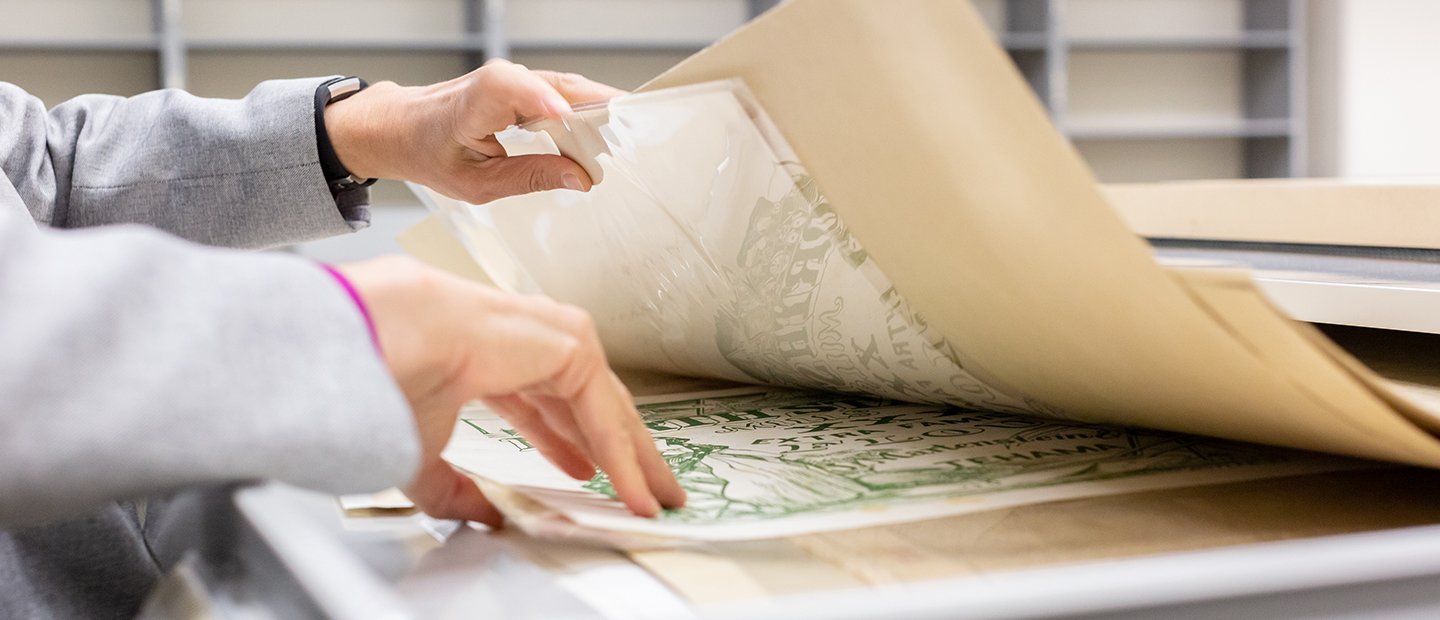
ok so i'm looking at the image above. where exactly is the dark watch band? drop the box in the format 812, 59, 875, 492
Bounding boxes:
314, 76, 378, 195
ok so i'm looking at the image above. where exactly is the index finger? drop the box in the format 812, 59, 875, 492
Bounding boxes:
471, 60, 574, 131
534, 70, 629, 106
525, 301, 679, 517
569, 372, 666, 517
612, 374, 686, 509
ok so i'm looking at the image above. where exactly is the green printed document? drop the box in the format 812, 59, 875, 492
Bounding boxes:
410, 0, 1440, 543
445, 389, 1349, 541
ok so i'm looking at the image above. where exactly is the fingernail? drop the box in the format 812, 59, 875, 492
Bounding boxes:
561, 173, 584, 191
545, 94, 572, 117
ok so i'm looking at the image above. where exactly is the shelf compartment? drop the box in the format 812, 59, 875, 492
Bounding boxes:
187, 38, 717, 54
1002, 31, 1048, 51
1067, 118, 1292, 140
0, 37, 159, 52
509, 39, 711, 53
1075, 137, 1247, 183
1069, 30, 1291, 50
188, 38, 487, 53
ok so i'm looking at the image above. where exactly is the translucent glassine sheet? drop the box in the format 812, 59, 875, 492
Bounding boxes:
434, 81, 1028, 411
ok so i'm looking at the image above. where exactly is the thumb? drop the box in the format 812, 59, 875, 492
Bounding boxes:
405, 458, 505, 528
470, 153, 593, 203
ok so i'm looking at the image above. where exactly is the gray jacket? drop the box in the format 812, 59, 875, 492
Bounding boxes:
0, 78, 420, 618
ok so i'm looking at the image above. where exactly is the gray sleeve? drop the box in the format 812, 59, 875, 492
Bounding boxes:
0, 78, 368, 249
0, 211, 420, 528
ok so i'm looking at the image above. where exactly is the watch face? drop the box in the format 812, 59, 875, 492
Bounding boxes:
327, 77, 367, 103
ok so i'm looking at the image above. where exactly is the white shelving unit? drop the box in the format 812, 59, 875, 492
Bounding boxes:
973, 0, 1305, 182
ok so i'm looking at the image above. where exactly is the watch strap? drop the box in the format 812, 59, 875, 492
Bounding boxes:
314, 76, 378, 195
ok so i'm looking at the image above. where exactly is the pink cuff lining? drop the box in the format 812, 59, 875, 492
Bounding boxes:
319, 263, 382, 357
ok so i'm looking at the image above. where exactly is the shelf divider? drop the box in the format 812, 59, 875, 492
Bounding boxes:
153, 0, 186, 90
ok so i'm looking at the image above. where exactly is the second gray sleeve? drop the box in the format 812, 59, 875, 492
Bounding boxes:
0, 209, 419, 528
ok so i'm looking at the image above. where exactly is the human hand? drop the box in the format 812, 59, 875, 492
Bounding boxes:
323, 60, 626, 204
336, 256, 685, 526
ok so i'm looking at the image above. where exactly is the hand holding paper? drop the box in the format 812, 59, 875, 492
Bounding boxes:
323, 59, 626, 204
337, 256, 685, 525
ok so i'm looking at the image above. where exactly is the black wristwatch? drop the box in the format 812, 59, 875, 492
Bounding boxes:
314, 76, 378, 195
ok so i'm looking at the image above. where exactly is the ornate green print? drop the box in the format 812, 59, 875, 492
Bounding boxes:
465, 390, 1326, 527
712, 167, 1029, 413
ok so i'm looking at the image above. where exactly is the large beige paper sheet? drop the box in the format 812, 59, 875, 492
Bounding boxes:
638, 0, 1440, 466
1105, 178, 1440, 249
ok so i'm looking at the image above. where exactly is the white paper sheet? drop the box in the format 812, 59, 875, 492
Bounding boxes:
445, 388, 1357, 541
419, 83, 1030, 411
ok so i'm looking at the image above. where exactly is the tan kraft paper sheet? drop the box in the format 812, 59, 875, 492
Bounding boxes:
628, 0, 1440, 595
635, 0, 1440, 465
1105, 178, 1440, 249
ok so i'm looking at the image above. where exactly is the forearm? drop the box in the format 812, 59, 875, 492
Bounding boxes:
0, 79, 365, 248
0, 217, 418, 527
